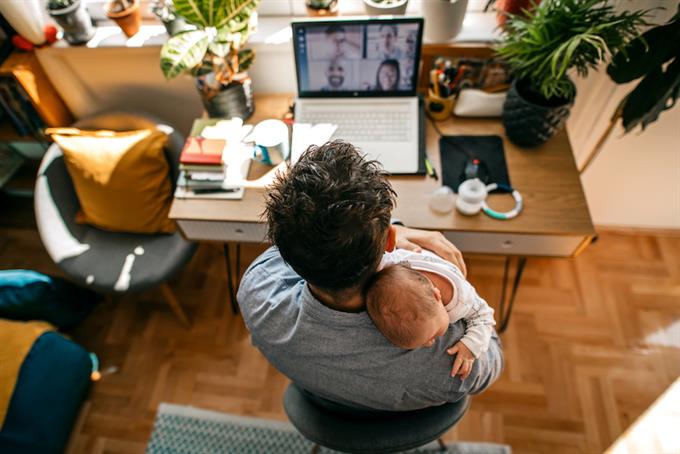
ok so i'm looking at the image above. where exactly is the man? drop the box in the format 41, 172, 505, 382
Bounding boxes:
238, 141, 503, 411
321, 57, 346, 91
325, 24, 361, 59
378, 24, 402, 60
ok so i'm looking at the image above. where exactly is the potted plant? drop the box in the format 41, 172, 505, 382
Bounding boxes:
305, 0, 339, 17
421, 0, 468, 43
150, 0, 188, 36
160, 0, 259, 120
106, 0, 142, 38
607, 4, 680, 133
496, 0, 648, 147
363, 0, 408, 16
46, 0, 96, 45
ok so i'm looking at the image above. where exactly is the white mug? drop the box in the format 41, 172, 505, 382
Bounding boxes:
252, 119, 289, 166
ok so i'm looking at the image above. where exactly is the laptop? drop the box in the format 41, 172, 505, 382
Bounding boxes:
292, 17, 424, 174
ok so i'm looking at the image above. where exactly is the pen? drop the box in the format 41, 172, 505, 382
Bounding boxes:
430, 70, 440, 97
191, 187, 239, 194
424, 157, 439, 181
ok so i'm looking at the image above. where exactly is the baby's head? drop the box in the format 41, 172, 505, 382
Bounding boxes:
365, 263, 450, 349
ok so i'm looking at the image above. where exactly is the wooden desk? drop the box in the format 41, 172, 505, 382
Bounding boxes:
170, 93, 595, 258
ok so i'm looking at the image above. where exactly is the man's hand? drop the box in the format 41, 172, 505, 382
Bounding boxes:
447, 341, 475, 379
393, 225, 467, 276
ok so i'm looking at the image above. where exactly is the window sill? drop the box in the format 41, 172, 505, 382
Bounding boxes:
47, 12, 499, 51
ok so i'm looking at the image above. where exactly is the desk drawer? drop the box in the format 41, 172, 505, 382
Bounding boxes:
177, 220, 267, 243
444, 231, 587, 257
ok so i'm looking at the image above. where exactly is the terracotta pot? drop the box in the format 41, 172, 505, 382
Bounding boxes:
106, 0, 141, 37
496, 0, 540, 28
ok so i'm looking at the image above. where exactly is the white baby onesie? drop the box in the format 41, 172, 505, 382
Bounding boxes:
380, 249, 496, 357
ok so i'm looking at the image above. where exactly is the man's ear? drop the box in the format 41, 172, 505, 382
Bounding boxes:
385, 225, 397, 252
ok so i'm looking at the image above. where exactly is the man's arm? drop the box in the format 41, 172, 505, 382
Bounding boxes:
392, 225, 467, 276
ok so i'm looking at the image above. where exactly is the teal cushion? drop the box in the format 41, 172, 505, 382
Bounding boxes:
0, 332, 92, 453
0, 270, 97, 330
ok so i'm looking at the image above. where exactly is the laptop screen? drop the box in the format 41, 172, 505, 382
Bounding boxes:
292, 18, 423, 98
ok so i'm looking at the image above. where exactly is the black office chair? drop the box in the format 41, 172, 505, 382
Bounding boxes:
283, 384, 470, 454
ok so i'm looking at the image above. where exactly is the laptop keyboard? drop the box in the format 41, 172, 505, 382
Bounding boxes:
297, 110, 412, 143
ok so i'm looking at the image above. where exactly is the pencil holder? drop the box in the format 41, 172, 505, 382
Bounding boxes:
426, 89, 455, 121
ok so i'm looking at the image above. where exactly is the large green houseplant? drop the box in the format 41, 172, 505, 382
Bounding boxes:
160, 0, 259, 119
607, 4, 680, 133
496, 0, 648, 147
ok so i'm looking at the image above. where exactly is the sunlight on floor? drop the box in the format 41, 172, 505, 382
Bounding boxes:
644, 319, 680, 349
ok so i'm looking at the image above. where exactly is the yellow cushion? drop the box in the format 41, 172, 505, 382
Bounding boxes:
46, 128, 176, 234
0, 320, 53, 428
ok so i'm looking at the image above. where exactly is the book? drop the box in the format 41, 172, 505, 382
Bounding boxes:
179, 163, 226, 173
179, 137, 226, 166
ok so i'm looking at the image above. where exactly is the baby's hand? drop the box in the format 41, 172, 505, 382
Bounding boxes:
447, 342, 475, 379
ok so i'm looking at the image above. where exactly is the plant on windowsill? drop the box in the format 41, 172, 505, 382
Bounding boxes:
305, 0, 339, 17
151, 0, 189, 37
363, 0, 408, 16
105, 0, 142, 38
160, 0, 259, 120
496, 0, 649, 147
47, 0, 96, 45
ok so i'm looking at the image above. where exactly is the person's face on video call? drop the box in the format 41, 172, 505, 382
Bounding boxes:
380, 26, 397, 53
378, 64, 398, 91
329, 31, 346, 55
326, 60, 345, 89
406, 31, 416, 57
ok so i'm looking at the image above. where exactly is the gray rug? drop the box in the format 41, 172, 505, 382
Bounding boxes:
147, 403, 511, 454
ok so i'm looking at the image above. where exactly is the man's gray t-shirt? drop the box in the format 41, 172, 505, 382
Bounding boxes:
237, 247, 504, 411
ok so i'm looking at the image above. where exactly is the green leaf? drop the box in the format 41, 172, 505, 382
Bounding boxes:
173, 0, 209, 27
216, 0, 259, 29
160, 30, 210, 79
619, 57, 680, 132
607, 19, 680, 83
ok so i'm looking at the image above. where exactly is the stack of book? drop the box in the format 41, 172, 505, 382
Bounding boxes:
178, 136, 226, 194
175, 118, 252, 200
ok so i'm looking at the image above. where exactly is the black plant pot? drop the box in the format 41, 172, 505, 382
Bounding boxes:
502, 78, 574, 147
196, 75, 254, 120
48, 0, 96, 46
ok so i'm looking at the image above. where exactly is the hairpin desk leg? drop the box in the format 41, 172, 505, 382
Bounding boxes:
223, 243, 240, 315
497, 256, 527, 334
235, 243, 241, 295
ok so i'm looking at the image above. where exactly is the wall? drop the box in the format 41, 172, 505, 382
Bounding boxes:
566, 0, 680, 230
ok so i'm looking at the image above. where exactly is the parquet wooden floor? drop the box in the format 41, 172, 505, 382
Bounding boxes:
0, 226, 678, 454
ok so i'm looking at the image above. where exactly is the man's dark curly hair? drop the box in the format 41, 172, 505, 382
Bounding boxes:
265, 140, 396, 292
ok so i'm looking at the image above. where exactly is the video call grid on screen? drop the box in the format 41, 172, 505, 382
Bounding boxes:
293, 18, 424, 97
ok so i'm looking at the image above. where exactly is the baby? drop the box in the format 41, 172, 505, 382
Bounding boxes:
365, 249, 496, 379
